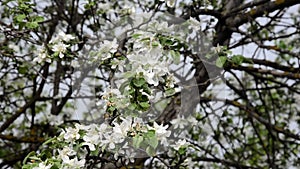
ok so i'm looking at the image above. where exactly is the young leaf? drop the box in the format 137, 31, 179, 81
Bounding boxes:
132, 77, 146, 87
231, 55, 244, 65
15, 14, 26, 22
144, 130, 158, 149
178, 147, 187, 155
132, 135, 144, 149
216, 56, 227, 68
164, 88, 175, 97
146, 146, 156, 156
170, 50, 180, 64
139, 102, 150, 109
25, 21, 39, 29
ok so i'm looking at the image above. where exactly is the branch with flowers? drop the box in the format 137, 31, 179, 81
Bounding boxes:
22, 12, 203, 169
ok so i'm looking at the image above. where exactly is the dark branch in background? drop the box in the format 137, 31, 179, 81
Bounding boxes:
0, 63, 49, 133
200, 97, 300, 141
227, 0, 300, 28
192, 156, 258, 169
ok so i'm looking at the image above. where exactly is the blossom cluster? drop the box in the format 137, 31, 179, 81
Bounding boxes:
33, 31, 75, 63
25, 11, 203, 169
24, 117, 175, 168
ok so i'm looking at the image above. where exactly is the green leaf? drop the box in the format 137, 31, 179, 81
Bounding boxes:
25, 21, 39, 29
144, 130, 158, 149
132, 33, 142, 39
178, 147, 187, 155
18, 66, 27, 74
128, 103, 137, 110
142, 84, 151, 94
164, 88, 175, 97
216, 56, 227, 68
132, 77, 146, 87
139, 102, 150, 109
161, 38, 173, 46
33, 16, 44, 23
137, 94, 148, 102
132, 135, 144, 149
42, 137, 56, 145
107, 106, 116, 113
15, 14, 26, 22
231, 55, 244, 65
152, 41, 159, 47
146, 146, 156, 156
123, 72, 135, 79
170, 50, 180, 64
144, 129, 155, 137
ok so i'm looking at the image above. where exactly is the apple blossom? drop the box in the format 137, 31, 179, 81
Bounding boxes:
82, 125, 101, 151
97, 38, 118, 60
148, 122, 171, 146
101, 133, 117, 150
33, 47, 52, 63
57, 31, 75, 42
61, 125, 80, 142
170, 115, 188, 129
173, 139, 188, 151
32, 162, 52, 169
166, 0, 176, 8
50, 31, 75, 44
58, 146, 77, 162
52, 42, 69, 58
62, 157, 86, 169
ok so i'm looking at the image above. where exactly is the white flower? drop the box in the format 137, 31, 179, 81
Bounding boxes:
83, 142, 96, 151
148, 21, 173, 33
8, 43, 19, 52
33, 48, 49, 63
165, 73, 176, 88
187, 116, 198, 126
159, 0, 176, 8
98, 123, 109, 133
113, 118, 131, 139
57, 31, 75, 42
82, 124, 102, 151
173, 139, 188, 151
188, 17, 201, 31
214, 44, 223, 53
62, 126, 80, 142
98, 38, 118, 60
71, 60, 80, 68
58, 146, 76, 163
98, 3, 112, 12
74, 123, 87, 130
50, 31, 75, 43
129, 45, 169, 86
32, 162, 52, 169
148, 122, 171, 146
152, 122, 171, 138
63, 157, 85, 168
52, 42, 69, 58
102, 88, 121, 99
170, 115, 188, 129
166, 0, 176, 8
101, 133, 117, 150
143, 69, 159, 86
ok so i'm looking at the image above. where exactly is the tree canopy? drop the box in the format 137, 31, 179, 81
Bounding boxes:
0, 0, 299, 168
